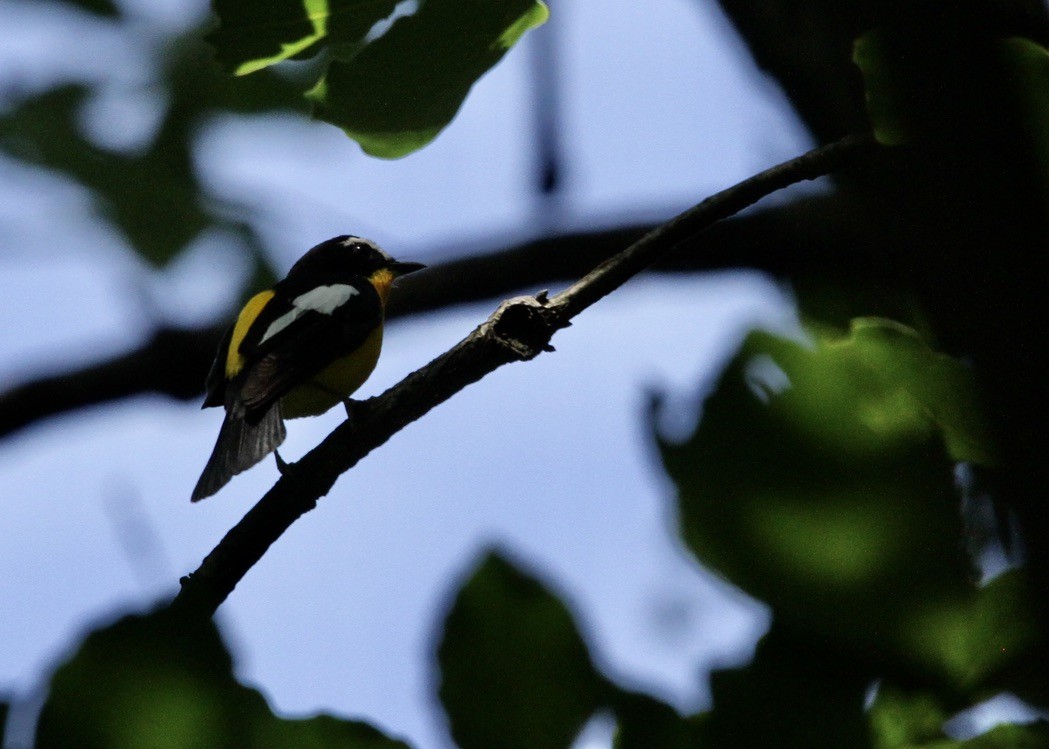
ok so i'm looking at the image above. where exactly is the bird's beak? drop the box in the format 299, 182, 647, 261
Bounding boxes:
389, 261, 427, 276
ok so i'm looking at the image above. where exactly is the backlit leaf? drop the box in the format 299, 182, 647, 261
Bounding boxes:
306, 0, 548, 157
437, 551, 601, 749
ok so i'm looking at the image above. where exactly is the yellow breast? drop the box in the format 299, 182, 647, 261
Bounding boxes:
280, 325, 384, 419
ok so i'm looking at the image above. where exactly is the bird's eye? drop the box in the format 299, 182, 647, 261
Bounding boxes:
338, 236, 363, 254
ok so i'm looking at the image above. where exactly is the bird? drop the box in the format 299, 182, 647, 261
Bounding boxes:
191, 235, 425, 501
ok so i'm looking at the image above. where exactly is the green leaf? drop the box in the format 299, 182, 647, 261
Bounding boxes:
854, 28, 910, 146
36, 607, 242, 748
869, 684, 1049, 749
854, 29, 1049, 158
838, 318, 994, 466
870, 689, 1049, 749
208, 0, 400, 76
436, 551, 602, 749
610, 692, 702, 749
0, 31, 303, 268
0, 85, 208, 267
35, 606, 411, 748
307, 0, 549, 157
1001, 38, 1049, 192
703, 626, 873, 748
869, 685, 952, 749
163, 31, 313, 116
209, 0, 547, 156
902, 571, 1042, 695
656, 319, 1011, 686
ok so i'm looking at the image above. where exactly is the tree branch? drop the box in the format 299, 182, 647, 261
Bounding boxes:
0, 328, 221, 437
0, 189, 886, 440
172, 132, 878, 616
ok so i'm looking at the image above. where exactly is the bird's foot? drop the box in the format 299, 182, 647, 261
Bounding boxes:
342, 397, 362, 420
274, 450, 290, 475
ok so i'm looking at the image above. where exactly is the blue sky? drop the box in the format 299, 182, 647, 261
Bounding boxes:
0, 0, 814, 746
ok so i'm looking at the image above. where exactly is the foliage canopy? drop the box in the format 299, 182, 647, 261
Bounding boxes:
3, 0, 1049, 747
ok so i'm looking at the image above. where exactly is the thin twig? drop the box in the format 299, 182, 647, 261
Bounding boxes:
172, 132, 878, 615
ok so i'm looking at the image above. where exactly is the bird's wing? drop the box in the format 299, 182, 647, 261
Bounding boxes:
202, 323, 234, 409
230, 279, 383, 421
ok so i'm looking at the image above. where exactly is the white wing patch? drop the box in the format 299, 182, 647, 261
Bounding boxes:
261, 283, 359, 343
294, 283, 359, 314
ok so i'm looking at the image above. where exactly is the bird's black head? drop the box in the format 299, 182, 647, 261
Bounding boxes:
288, 235, 425, 280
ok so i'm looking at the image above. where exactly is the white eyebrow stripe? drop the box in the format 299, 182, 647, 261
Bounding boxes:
260, 284, 359, 343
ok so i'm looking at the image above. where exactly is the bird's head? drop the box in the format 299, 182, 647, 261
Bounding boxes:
289, 235, 426, 281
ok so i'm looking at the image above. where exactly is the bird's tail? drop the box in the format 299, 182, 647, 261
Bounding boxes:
191, 404, 286, 502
